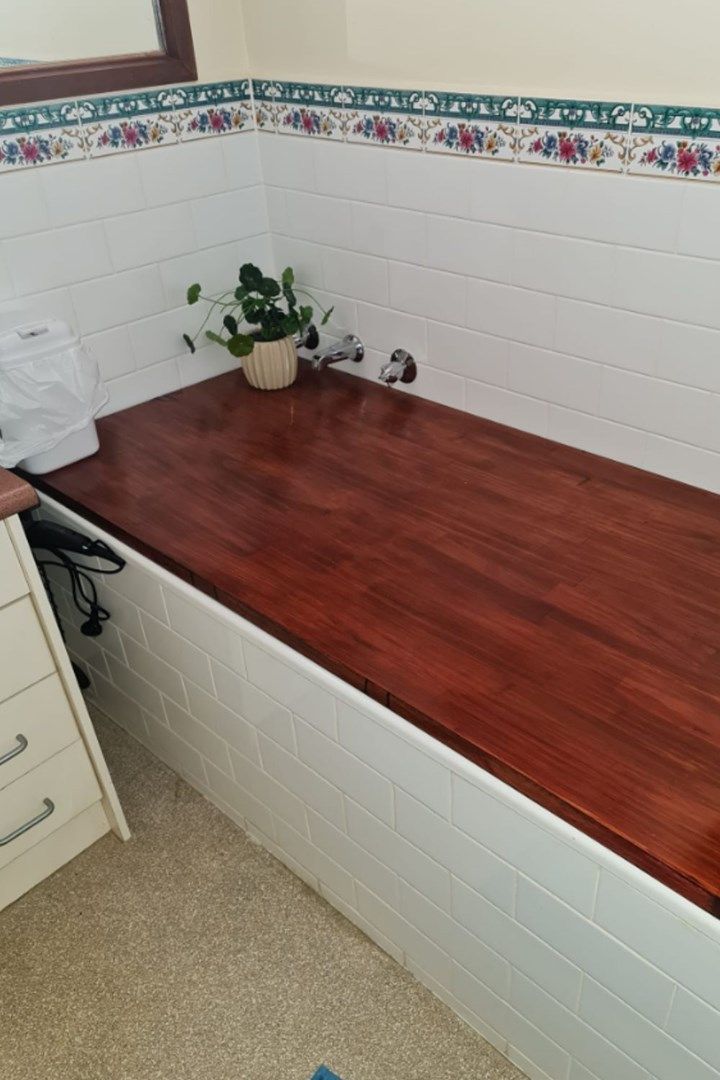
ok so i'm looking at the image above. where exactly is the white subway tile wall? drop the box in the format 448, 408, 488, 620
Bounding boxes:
41, 496, 720, 1080
258, 134, 720, 494
0, 133, 270, 414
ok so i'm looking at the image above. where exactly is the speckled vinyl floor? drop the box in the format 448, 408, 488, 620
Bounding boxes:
0, 715, 525, 1080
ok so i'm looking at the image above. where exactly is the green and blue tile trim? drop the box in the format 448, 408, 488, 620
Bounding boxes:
1, 75, 720, 182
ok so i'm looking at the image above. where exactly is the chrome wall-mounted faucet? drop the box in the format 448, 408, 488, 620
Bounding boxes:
379, 349, 417, 385
310, 334, 365, 372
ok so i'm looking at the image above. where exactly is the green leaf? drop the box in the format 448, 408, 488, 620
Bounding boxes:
223, 314, 238, 335
234, 285, 248, 301
186, 283, 201, 305
281, 266, 294, 286
205, 330, 226, 345
182, 333, 196, 354
281, 313, 300, 336
299, 305, 312, 326
239, 263, 264, 292
282, 282, 297, 307
320, 306, 334, 326
227, 333, 255, 358
258, 277, 281, 298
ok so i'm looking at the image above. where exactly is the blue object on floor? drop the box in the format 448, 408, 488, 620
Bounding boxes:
310, 1068, 342, 1080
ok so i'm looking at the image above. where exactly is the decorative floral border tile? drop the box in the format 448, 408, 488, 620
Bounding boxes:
0, 99, 83, 168
253, 80, 346, 135
628, 104, 720, 180
518, 98, 631, 171
173, 80, 252, 141
424, 92, 518, 159
344, 85, 425, 149
78, 90, 177, 156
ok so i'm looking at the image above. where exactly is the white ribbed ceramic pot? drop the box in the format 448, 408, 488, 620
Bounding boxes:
242, 336, 298, 390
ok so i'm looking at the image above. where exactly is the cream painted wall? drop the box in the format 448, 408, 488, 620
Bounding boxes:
240, 0, 720, 106
188, 0, 249, 82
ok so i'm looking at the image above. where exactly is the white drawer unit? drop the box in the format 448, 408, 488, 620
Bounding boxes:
0, 491, 128, 913
0, 675, 79, 791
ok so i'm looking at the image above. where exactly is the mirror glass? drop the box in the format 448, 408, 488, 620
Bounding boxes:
0, 0, 162, 69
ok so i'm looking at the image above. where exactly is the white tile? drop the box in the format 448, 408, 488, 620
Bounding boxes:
102, 560, 167, 621
258, 733, 343, 827
569, 1064, 602, 1080
356, 302, 427, 359
259, 133, 316, 191
211, 659, 295, 751
467, 279, 556, 348
163, 588, 246, 674
320, 248, 388, 306
128, 307, 190, 369
95, 582, 146, 644
0, 250, 13, 301
178, 344, 241, 388
313, 141, 386, 204
140, 613, 213, 693
282, 190, 353, 248
395, 790, 515, 913
345, 799, 451, 910
121, 633, 186, 706
451, 962, 513, 1042
221, 132, 263, 188
643, 434, 720, 494
138, 140, 229, 207
86, 669, 147, 743
72, 265, 166, 335
159, 240, 244, 309
307, 808, 398, 906
507, 1045, 557, 1080
5, 223, 112, 295
102, 359, 181, 416
614, 248, 720, 331
555, 300, 656, 376
508, 343, 602, 413
243, 641, 336, 737
470, 160, 569, 232
271, 236, 324, 289
512, 232, 615, 306
184, 680, 260, 764
453, 877, 581, 1008
677, 182, 720, 259
142, 712, 206, 784
356, 882, 452, 986
162, 697, 232, 775
548, 407, 647, 467
452, 776, 599, 915
275, 818, 356, 904
516, 877, 674, 1025
295, 717, 393, 824
105, 653, 164, 719
598, 368, 713, 447
352, 203, 427, 264
652, 321, 720, 392
191, 185, 268, 247
204, 760, 275, 837
0, 171, 49, 239
400, 880, 511, 997
85, 325, 135, 381
666, 989, 720, 1073
0, 288, 77, 331
105, 203, 196, 272
389, 262, 465, 325
579, 979, 717, 1080
426, 215, 513, 284
512, 972, 651, 1080
387, 151, 472, 217
466, 381, 549, 437
265, 186, 287, 232
337, 700, 451, 817
594, 872, 720, 1012
396, 363, 465, 410
407, 957, 508, 1053
229, 745, 308, 833
40, 155, 145, 226
323, 883, 404, 964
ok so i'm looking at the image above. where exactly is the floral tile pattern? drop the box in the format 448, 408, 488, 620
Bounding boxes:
173, 81, 252, 141
518, 99, 631, 171
424, 92, 518, 158
253, 80, 346, 135
0, 99, 83, 168
78, 91, 177, 156
345, 85, 425, 149
628, 104, 720, 180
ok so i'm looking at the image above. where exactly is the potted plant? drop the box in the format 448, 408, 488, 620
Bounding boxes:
183, 263, 333, 390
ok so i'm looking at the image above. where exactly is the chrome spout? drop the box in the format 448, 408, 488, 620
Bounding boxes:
310, 334, 365, 372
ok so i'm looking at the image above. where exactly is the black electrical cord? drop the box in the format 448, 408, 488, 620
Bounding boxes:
33, 548, 125, 636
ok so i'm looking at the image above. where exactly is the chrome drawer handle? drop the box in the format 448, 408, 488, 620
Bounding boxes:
0, 798, 55, 847
0, 734, 28, 767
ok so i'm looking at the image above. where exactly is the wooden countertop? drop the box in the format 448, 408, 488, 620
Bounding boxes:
0, 467, 37, 522
31, 364, 720, 912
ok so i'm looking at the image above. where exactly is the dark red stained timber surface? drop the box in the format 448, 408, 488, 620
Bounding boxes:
30, 364, 720, 912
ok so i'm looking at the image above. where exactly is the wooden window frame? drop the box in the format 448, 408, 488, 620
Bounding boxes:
0, 0, 197, 107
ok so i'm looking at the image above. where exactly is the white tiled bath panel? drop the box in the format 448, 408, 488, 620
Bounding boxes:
258, 134, 720, 494
0, 132, 271, 415
40, 496, 720, 1080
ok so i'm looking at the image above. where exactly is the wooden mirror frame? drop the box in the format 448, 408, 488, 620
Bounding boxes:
0, 0, 197, 107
